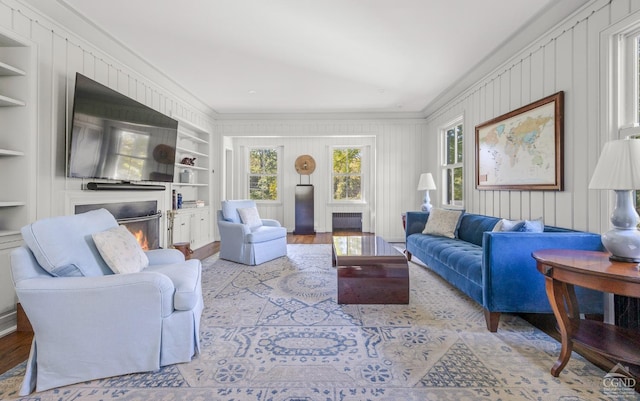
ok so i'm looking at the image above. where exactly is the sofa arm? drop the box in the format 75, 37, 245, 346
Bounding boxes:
482, 231, 604, 313
15, 272, 177, 320
218, 219, 251, 242
262, 219, 282, 227
145, 248, 185, 265
406, 211, 429, 237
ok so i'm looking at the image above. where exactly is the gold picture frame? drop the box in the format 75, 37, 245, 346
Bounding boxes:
475, 91, 564, 191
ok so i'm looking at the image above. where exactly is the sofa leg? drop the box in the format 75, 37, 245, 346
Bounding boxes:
406, 251, 412, 261
484, 309, 500, 332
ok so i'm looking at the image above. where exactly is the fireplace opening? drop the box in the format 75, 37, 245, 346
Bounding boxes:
75, 201, 161, 250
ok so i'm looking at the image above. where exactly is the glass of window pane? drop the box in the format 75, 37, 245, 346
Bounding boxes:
456, 125, 463, 163
249, 176, 277, 200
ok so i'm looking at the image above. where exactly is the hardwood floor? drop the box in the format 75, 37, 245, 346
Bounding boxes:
0, 232, 614, 380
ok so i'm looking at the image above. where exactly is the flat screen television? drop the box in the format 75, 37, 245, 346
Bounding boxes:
68, 73, 178, 184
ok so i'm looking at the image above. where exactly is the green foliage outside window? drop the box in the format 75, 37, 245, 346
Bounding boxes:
333, 148, 362, 201
445, 124, 463, 205
249, 148, 278, 200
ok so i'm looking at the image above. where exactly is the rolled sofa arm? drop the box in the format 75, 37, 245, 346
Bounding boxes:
406, 211, 429, 237
482, 231, 604, 313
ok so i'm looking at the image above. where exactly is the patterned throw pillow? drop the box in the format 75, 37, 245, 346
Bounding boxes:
422, 208, 465, 239
237, 207, 263, 229
92, 225, 149, 274
493, 217, 544, 233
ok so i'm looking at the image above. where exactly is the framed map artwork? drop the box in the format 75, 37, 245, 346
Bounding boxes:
475, 91, 564, 190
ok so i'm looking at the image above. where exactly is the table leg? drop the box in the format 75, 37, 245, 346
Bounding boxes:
545, 276, 574, 377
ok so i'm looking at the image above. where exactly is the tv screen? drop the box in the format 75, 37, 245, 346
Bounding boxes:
68, 73, 178, 183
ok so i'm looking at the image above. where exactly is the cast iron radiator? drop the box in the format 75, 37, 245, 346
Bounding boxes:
332, 212, 362, 232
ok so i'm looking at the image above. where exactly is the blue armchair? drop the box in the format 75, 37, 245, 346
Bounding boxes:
217, 200, 287, 265
10, 209, 203, 394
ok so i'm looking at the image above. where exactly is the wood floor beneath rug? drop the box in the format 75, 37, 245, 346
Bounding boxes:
0, 232, 617, 381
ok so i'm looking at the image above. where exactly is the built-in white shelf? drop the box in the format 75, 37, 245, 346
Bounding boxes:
0, 149, 24, 156
0, 94, 25, 107
178, 130, 208, 144
172, 183, 208, 187
0, 229, 20, 237
0, 201, 26, 207
0, 61, 25, 76
173, 115, 210, 136
176, 146, 208, 158
175, 163, 207, 171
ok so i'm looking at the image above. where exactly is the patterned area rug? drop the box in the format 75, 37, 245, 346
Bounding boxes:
0, 244, 633, 400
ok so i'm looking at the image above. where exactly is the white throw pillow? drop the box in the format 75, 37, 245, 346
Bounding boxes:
422, 208, 464, 239
92, 225, 149, 274
237, 207, 263, 229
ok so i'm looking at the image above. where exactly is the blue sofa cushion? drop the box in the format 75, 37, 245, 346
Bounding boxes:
20, 208, 117, 277
411, 234, 483, 286
457, 213, 501, 247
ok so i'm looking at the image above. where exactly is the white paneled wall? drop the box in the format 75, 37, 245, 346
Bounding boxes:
218, 120, 429, 241
0, 0, 217, 223
424, 0, 640, 234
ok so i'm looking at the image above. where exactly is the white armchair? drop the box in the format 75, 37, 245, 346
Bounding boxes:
217, 200, 287, 265
10, 209, 203, 394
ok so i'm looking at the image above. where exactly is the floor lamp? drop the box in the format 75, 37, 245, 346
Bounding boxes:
417, 173, 436, 212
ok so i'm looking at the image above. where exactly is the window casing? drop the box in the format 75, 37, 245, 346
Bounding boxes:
441, 118, 464, 207
332, 147, 363, 202
618, 29, 640, 218
247, 147, 281, 202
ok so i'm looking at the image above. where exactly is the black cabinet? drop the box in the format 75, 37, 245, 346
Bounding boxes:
294, 184, 315, 235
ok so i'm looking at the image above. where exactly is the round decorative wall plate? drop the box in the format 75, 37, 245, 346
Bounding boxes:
295, 155, 316, 175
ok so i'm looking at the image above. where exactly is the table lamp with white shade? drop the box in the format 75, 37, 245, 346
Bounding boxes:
588, 138, 640, 263
417, 173, 437, 212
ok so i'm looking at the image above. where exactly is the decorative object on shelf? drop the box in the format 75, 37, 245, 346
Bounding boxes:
588, 138, 640, 263
152, 144, 175, 164
177, 193, 183, 209
417, 172, 436, 212
180, 169, 193, 184
181, 157, 196, 166
475, 91, 564, 190
294, 154, 316, 175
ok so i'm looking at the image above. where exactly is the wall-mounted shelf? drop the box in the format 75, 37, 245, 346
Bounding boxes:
176, 163, 207, 171
176, 146, 207, 158
172, 183, 208, 187
0, 201, 26, 207
0, 149, 24, 156
0, 94, 25, 107
178, 130, 208, 144
0, 61, 25, 76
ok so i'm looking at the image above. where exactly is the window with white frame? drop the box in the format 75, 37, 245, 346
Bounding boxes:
441, 118, 464, 207
332, 147, 362, 201
247, 147, 280, 201
617, 28, 640, 219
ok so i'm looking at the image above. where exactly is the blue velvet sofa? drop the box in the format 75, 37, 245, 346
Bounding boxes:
405, 211, 604, 332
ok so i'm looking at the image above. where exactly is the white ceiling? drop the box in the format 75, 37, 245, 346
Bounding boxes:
57, 0, 578, 115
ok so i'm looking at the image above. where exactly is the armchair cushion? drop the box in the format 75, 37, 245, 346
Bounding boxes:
92, 225, 149, 274
238, 206, 263, 229
20, 208, 117, 277
247, 225, 287, 243
221, 200, 257, 223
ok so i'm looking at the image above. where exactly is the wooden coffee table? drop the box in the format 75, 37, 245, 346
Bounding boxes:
332, 236, 409, 304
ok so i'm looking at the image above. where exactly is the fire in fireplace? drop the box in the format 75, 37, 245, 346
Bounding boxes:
75, 201, 161, 250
